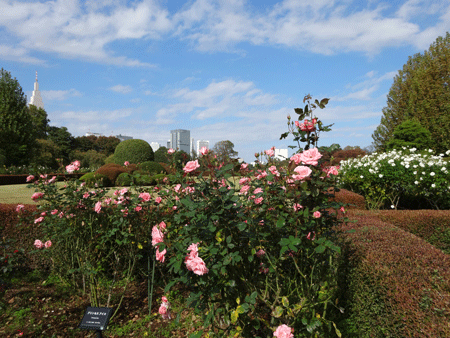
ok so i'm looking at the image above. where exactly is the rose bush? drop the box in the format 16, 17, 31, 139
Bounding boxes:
338, 147, 450, 209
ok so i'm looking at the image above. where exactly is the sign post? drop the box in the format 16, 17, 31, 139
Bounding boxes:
79, 306, 113, 337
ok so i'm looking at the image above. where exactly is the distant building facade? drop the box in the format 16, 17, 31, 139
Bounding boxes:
170, 129, 190, 153
150, 142, 160, 152
274, 148, 288, 161
85, 132, 103, 137
196, 140, 209, 152
116, 134, 133, 142
29, 71, 44, 110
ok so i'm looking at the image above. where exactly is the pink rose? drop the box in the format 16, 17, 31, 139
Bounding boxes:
240, 163, 248, 170
199, 146, 209, 155
135, 206, 142, 212
265, 148, 274, 157
51, 209, 58, 215
290, 153, 302, 165
185, 255, 209, 275
253, 187, 263, 194
239, 177, 250, 185
269, 165, 280, 176
340, 206, 346, 213
15, 204, 25, 212
34, 216, 44, 224
124, 161, 130, 166
94, 201, 102, 213
183, 160, 200, 173
158, 298, 171, 319
168, 148, 175, 154
313, 211, 321, 218
323, 166, 339, 177
34, 239, 44, 249
307, 231, 316, 240
292, 166, 312, 181
256, 249, 265, 258
299, 119, 316, 132
139, 192, 151, 202
293, 203, 303, 211
156, 248, 166, 262
44, 240, 52, 248
159, 221, 167, 230
299, 148, 322, 166
254, 197, 263, 204
152, 225, 164, 246
273, 324, 294, 338
155, 197, 162, 204
26, 175, 35, 182
31, 192, 44, 201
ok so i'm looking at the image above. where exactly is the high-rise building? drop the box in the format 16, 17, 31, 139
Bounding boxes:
274, 148, 288, 161
196, 140, 209, 152
29, 71, 44, 110
170, 129, 190, 153
167, 140, 171, 149
190, 138, 194, 157
150, 142, 160, 152
116, 134, 133, 142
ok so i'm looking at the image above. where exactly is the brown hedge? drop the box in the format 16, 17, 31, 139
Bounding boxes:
339, 210, 450, 337
375, 210, 450, 254
95, 163, 127, 184
329, 188, 366, 210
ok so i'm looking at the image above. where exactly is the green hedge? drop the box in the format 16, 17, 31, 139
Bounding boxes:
338, 210, 450, 337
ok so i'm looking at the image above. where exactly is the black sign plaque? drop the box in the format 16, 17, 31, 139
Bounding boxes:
79, 306, 113, 331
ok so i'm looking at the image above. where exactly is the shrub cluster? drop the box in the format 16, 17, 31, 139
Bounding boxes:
338, 147, 450, 209
113, 139, 154, 165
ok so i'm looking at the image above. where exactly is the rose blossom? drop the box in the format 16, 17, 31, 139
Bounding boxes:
307, 231, 316, 240
183, 160, 200, 173
156, 248, 166, 262
26, 175, 35, 182
199, 146, 209, 155
290, 153, 302, 165
273, 324, 294, 338
139, 192, 151, 202
51, 209, 58, 215
94, 201, 102, 213
293, 203, 303, 211
168, 148, 175, 154
254, 197, 264, 204
34, 239, 44, 249
299, 119, 316, 132
158, 296, 171, 319
34, 217, 44, 224
31, 192, 44, 201
269, 165, 280, 176
253, 187, 263, 194
15, 204, 25, 212
124, 161, 130, 166
155, 197, 162, 204
256, 249, 265, 258
265, 148, 274, 157
240, 163, 248, 170
239, 177, 250, 185
292, 166, 312, 181
185, 243, 208, 275
44, 240, 52, 248
299, 148, 322, 166
313, 211, 321, 218
152, 225, 164, 246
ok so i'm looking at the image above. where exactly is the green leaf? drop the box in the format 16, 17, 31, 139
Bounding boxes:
280, 132, 289, 140
333, 322, 342, 337
189, 331, 204, 338
231, 310, 239, 324
294, 108, 303, 115
272, 306, 283, 318
276, 217, 285, 228
315, 245, 326, 253
282, 296, 289, 307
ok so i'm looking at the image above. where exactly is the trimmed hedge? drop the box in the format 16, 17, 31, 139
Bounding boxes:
338, 210, 450, 337
79, 173, 112, 187
116, 172, 134, 186
377, 210, 450, 255
138, 161, 166, 175
113, 139, 154, 165
95, 163, 127, 184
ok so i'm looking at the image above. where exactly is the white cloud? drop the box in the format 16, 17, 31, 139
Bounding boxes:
110, 84, 133, 94
1, 0, 449, 65
42, 89, 82, 101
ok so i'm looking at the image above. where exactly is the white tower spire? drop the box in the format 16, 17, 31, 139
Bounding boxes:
30, 71, 44, 109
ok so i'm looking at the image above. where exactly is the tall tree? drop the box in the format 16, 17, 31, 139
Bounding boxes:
0, 68, 35, 166
372, 32, 450, 152
28, 104, 50, 140
212, 140, 238, 163
47, 126, 74, 164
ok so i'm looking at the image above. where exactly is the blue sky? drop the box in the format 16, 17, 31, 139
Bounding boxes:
1, 0, 450, 163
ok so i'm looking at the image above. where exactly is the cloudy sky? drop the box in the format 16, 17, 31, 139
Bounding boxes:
2, 0, 450, 162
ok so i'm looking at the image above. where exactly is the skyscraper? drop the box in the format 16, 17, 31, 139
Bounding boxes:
29, 71, 44, 109
170, 129, 190, 154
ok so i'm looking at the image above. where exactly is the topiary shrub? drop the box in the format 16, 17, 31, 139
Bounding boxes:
134, 172, 155, 186
79, 172, 112, 187
138, 161, 166, 175
113, 139, 154, 165
124, 163, 138, 174
116, 172, 134, 187
159, 162, 176, 175
104, 154, 116, 164
95, 163, 127, 184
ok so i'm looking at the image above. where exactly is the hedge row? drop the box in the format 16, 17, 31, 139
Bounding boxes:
338, 210, 450, 337
0, 173, 85, 185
